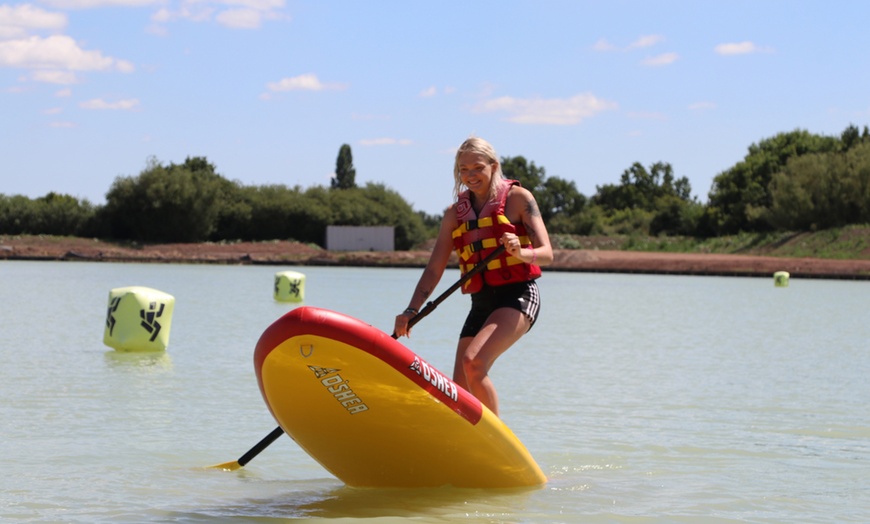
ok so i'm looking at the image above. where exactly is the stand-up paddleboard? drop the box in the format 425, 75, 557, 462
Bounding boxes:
254, 306, 547, 489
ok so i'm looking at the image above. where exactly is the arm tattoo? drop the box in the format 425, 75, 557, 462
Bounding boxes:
524, 199, 542, 245
415, 288, 432, 303
525, 226, 539, 245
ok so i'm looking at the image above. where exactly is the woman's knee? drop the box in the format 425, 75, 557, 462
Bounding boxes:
460, 353, 484, 381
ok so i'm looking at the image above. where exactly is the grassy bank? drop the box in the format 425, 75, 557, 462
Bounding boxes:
551, 225, 870, 260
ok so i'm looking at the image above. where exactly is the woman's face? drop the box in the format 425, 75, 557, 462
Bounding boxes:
457, 152, 495, 197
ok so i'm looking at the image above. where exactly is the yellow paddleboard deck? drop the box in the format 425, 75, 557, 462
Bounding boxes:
254, 306, 547, 489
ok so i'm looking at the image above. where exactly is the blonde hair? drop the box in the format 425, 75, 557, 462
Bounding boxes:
452, 136, 503, 201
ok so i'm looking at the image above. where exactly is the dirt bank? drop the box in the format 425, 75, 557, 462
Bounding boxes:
2, 235, 870, 280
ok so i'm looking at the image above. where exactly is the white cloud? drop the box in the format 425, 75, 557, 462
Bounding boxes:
40, 0, 162, 8
627, 111, 668, 121
628, 34, 664, 49
114, 59, 134, 72
418, 86, 455, 98
265, 73, 346, 93
359, 138, 413, 146
221, 0, 285, 10
688, 101, 716, 111
0, 35, 134, 74
714, 41, 773, 55
150, 7, 172, 22
592, 38, 616, 52
151, 5, 214, 24
32, 69, 77, 84
80, 97, 140, 110
216, 8, 268, 29
145, 23, 168, 36
594, 34, 664, 52
0, 4, 67, 38
55, 87, 72, 96
418, 85, 455, 98
0, 26, 21, 39
149, 0, 288, 31
475, 93, 617, 125
641, 52, 678, 66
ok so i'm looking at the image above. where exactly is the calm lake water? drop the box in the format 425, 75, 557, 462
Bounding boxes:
2, 260, 868, 523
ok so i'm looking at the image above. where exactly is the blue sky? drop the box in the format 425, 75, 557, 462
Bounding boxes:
2, 0, 869, 216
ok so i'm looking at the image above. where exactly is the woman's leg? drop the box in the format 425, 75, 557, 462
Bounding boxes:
452, 308, 530, 416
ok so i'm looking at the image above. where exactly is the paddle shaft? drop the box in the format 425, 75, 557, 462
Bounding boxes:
235, 426, 285, 468
399, 243, 507, 333
214, 243, 507, 470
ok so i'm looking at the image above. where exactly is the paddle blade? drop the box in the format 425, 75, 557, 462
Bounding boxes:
207, 426, 286, 471
206, 460, 242, 471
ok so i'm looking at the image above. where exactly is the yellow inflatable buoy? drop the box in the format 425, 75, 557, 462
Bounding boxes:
274, 271, 305, 302
774, 271, 790, 287
103, 286, 175, 351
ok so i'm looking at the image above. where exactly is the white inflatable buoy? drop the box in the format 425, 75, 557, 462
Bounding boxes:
274, 271, 306, 302
104, 286, 175, 351
774, 271, 790, 287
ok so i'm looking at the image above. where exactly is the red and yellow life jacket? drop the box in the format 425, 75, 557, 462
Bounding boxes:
452, 179, 542, 294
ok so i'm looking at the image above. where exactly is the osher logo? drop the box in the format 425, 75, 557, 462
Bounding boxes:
409, 356, 459, 402
308, 366, 368, 414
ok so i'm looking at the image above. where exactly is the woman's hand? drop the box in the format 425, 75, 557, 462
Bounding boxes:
394, 309, 416, 338
500, 232, 533, 262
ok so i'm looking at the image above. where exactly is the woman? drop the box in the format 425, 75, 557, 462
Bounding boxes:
394, 137, 553, 416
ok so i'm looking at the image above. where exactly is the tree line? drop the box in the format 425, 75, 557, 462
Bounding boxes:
2, 124, 869, 248
0, 149, 430, 249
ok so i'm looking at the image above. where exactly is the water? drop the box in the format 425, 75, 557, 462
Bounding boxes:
1, 260, 868, 523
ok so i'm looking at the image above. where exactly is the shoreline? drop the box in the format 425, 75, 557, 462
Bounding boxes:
2, 236, 870, 280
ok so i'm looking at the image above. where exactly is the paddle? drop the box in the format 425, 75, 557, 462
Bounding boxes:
208, 244, 507, 471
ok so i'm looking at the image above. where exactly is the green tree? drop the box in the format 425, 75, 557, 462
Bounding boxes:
840, 124, 862, 151
593, 161, 690, 212
234, 184, 330, 243
34, 192, 95, 235
210, 180, 253, 241
768, 141, 870, 230
501, 155, 586, 225
328, 183, 427, 249
0, 193, 94, 235
649, 195, 704, 236
359, 183, 427, 250
589, 161, 696, 236
542, 177, 586, 221
0, 194, 40, 234
501, 156, 545, 192
101, 156, 226, 242
416, 210, 442, 238
332, 144, 357, 189
706, 129, 840, 234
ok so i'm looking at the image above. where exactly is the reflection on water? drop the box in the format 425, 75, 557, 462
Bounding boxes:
104, 350, 174, 371
2, 261, 869, 522
180, 483, 540, 521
